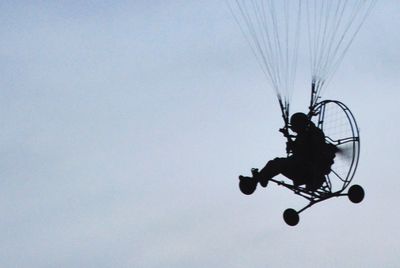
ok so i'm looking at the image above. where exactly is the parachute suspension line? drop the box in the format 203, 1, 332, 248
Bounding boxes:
258, 0, 280, 94
315, 0, 336, 77
269, 0, 284, 100
291, 1, 302, 108
326, 0, 376, 86
318, 0, 358, 83
284, 1, 289, 102
255, 0, 282, 96
227, 0, 278, 93
308, 0, 344, 105
307, 0, 376, 106
306, 2, 314, 101
228, 0, 301, 117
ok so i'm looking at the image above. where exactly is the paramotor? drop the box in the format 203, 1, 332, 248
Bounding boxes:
230, 0, 375, 225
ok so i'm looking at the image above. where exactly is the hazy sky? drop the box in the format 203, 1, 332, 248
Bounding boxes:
0, 1, 399, 267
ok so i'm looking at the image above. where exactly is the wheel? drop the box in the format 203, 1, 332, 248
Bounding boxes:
348, 184, 364, 203
239, 177, 257, 195
283, 208, 299, 226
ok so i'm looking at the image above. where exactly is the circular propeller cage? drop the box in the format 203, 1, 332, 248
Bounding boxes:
311, 100, 360, 193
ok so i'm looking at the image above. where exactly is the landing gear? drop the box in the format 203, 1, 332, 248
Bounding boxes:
283, 208, 299, 226
348, 184, 364, 203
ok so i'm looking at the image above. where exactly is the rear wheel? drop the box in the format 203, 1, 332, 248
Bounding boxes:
348, 184, 364, 203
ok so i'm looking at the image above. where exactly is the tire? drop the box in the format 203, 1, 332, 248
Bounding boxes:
348, 184, 364, 203
283, 208, 299, 226
239, 179, 257, 195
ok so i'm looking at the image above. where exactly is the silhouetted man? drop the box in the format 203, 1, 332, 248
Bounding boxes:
256, 112, 333, 190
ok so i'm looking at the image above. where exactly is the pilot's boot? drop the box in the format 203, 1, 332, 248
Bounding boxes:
252, 168, 269, 187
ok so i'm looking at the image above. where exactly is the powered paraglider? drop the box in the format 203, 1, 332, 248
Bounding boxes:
230, 0, 375, 225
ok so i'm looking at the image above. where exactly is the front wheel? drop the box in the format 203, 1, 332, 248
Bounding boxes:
283, 208, 299, 226
239, 177, 257, 195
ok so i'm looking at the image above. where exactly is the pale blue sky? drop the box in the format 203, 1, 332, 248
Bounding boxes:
0, 1, 399, 267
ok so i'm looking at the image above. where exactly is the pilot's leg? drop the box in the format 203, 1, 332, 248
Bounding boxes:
259, 157, 309, 187
258, 157, 291, 186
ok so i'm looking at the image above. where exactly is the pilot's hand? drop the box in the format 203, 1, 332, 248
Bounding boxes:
279, 128, 289, 136
286, 140, 294, 153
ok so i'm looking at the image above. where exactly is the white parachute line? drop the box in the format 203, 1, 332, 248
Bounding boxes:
307, 0, 322, 94
313, 0, 324, 97
306, 1, 316, 74
310, 0, 320, 79
317, 0, 347, 78
314, 0, 328, 79
228, 0, 301, 104
284, 0, 290, 103
246, 1, 274, 78
228, 0, 375, 113
319, 0, 376, 92
270, 0, 299, 105
323, 0, 376, 89
284, 0, 293, 102
258, 0, 284, 96
321, 0, 360, 78
309, 0, 343, 97
273, 0, 295, 105
238, 0, 290, 96
259, 0, 281, 93
285, 1, 300, 104
269, 0, 285, 97
290, 1, 301, 104
253, 0, 281, 92
284, 1, 291, 104
306, 0, 375, 99
314, 0, 335, 79
289, 0, 300, 106
229, 0, 280, 94
314, 0, 348, 98
306, 1, 315, 83
309, 0, 326, 82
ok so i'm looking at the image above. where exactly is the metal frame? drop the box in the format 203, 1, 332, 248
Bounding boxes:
273, 99, 360, 214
